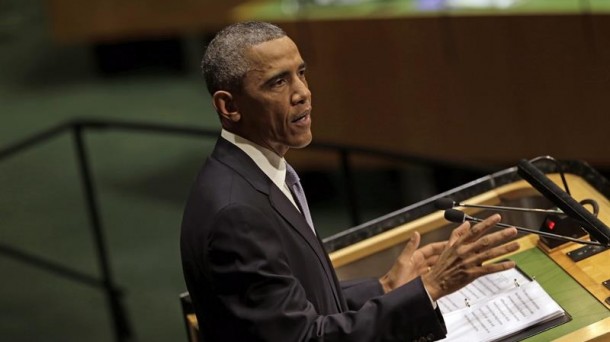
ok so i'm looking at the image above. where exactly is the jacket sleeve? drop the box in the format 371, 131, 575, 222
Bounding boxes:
340, 278, 384, 311
203, 203, 447, 341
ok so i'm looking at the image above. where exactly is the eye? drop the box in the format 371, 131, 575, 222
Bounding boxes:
298, 68, 306, 78
272, 77, 286, 88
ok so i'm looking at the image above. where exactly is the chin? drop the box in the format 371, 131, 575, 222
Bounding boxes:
291, 135, 313, 149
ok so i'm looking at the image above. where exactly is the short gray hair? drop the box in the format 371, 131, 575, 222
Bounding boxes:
201, 22, 286, 95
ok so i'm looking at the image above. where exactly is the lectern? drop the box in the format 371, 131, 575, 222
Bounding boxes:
325, 159, 610, 341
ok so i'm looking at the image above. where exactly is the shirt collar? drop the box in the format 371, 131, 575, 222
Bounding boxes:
220, 129, 287, 189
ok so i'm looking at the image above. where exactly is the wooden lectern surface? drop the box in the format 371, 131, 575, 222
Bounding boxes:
329, 173, 610, 341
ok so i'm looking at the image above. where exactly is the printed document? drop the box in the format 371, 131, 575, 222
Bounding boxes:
438, 268, 566, 342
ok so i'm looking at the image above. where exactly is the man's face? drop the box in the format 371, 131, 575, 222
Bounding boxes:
233, 36, 312, 156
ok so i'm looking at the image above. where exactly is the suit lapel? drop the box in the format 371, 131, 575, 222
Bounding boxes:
212, 138, 344, 311
268, 186, 344, 312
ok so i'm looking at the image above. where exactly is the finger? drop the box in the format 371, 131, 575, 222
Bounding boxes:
472, 240, 520, 266
418, 241, 447, 259
471, 227, 518, 253
399, 231, 421, 259
466, 214, 502, 241
478, 259, 517, 276
449, 222, 470, 246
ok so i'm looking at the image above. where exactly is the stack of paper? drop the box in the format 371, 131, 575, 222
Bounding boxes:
438, 268, 567, 342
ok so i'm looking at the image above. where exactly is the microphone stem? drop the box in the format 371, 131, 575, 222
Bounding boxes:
458, 203, 563, 215
465, 216, 605, 247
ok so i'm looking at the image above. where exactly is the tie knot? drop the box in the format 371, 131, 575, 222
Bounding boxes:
285, 163, 300, 187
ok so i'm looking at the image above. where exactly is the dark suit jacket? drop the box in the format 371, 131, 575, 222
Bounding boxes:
180, 137, 447, 341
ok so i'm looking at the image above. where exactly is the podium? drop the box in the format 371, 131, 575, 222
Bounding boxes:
325, 159, 610, 341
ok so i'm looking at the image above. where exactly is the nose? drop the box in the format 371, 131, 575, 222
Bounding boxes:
291, 78, 311, 105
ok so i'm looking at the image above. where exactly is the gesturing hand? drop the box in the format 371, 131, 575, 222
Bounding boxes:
421, 214, 520, 301
379, 231, 448, 294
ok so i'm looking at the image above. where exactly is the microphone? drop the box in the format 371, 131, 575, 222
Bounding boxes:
517, 159, 610, 245
435, 197, 564, 215
444, 209, 607, 247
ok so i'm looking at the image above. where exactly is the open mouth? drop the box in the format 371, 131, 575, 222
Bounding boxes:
291, 110, 310, 123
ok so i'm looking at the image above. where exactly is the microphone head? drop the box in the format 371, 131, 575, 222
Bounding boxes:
444, 209, 466, 223
435, 198, 456, 210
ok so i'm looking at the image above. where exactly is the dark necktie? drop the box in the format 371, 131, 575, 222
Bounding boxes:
285, 163, 315, 231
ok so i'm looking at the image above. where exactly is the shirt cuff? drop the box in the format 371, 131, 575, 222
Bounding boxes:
423, 281, 438, 309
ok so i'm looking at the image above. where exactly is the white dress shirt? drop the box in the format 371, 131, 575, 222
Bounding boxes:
221, 129, 300, 212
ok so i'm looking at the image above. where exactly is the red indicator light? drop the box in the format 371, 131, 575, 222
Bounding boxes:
547, 220, 556, 230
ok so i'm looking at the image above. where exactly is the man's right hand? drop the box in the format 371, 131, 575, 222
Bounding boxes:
421, 214, 520, 301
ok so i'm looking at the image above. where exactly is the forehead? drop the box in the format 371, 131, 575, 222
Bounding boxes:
244, 36, 303, 74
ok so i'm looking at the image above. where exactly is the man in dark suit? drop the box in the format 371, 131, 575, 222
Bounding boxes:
181, 21, 519, 341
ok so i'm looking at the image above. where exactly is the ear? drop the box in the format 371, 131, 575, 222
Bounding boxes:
212, 91, 241, 123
